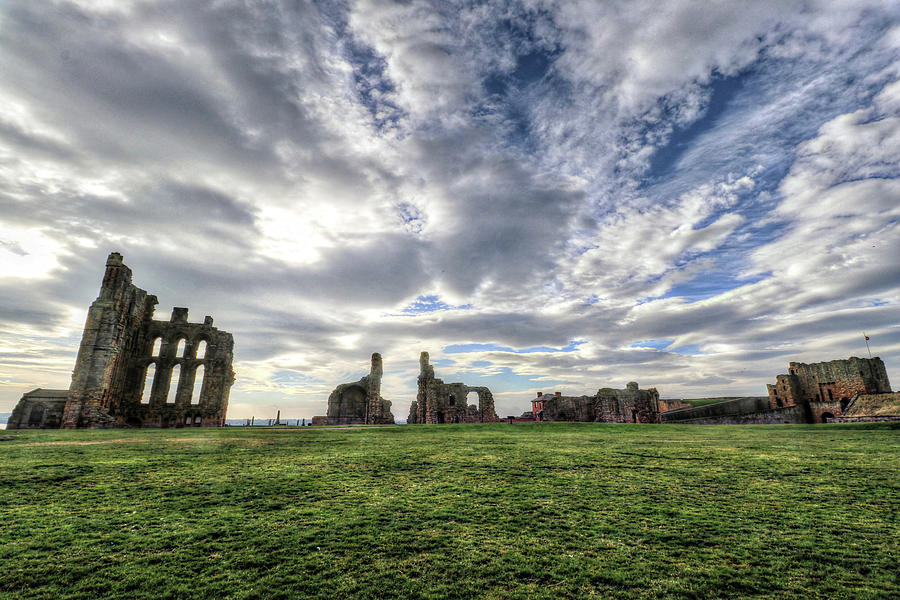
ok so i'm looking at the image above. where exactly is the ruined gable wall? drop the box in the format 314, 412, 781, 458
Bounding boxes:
599, 383, 661, 423
537, 383, 660, 423
540, 394, 599, 422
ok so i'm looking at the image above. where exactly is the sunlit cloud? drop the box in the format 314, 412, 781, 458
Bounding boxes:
1, 0, 898, 420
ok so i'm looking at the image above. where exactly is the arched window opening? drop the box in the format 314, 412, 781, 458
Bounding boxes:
184, 415, 191, 425
467, 391, 479, 419
175, 338, 186, 357
827, 389, 834, 402
776, 398, 783, 408
166, 365, 181, 404
194, 416, 202, 425
28, 405, 45, 427
151, 337, 162, 356
141, 364, 156, 404
196, 340, 207, 359
190, 365, 204, 404
821, 412, 834, 423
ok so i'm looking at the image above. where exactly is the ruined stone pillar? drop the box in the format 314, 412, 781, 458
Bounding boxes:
366, 353, 384, 424
416, 352, 431, 424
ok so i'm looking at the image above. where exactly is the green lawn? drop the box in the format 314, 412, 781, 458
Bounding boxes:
1, 423, 898, 599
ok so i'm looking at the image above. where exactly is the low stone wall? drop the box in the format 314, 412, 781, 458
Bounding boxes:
830, 415, 900, 423
663, 405, 805, 425
661, 397, 773, 423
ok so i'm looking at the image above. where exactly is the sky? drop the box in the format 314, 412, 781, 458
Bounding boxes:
1, 0, 899, 421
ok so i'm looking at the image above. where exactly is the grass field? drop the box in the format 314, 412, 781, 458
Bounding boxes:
2, 423, 898, 599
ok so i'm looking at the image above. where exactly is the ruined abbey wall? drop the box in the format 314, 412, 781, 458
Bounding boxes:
411, 352, 499, 424
9, 253, 234, 429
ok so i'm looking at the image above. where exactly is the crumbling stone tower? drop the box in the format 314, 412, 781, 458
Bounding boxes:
58, 252, 234, 428
322, 353, 394, 425
412, 351, 499, 424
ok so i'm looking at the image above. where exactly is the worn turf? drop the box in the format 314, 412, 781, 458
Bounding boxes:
1, 423, 898, 599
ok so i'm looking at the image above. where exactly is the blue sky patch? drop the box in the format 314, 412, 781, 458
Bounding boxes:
401, 295, 472, 314
631, 339, 674, 351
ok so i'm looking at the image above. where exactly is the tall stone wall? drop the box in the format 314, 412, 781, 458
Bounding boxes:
61, 253, 156, 428
20, 252, 235, 429
117, 309, 234, 428
414, 352, 499, 424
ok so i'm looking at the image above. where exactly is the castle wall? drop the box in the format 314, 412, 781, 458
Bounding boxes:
662, 404, 805, 425
661, 397, 773, 423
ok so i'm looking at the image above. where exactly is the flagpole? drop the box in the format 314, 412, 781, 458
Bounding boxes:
864, 332, 872, 359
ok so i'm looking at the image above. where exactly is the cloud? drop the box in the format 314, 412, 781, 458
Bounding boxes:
1, 0, 898, 419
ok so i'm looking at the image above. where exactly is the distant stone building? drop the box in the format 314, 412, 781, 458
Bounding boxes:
531, 382, 661, 423
766, 357, 891, 423
6, 389, 68, 429
411, 352, 499, 424
8, 252, 234, 429
316, 353, 394, 425
663, 357, 893, 424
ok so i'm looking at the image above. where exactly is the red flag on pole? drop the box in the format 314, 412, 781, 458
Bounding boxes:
865, 335, 870, 341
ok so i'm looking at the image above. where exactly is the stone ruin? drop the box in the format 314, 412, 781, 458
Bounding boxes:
7, 252, 234, 429
767, 357, 891, 423
531, 382, 661, 423
409, 351, 499, 424
313, 353, 394, 425
662, 357, 895, 424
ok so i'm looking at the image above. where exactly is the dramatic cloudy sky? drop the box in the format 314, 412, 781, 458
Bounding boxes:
2, 0, 899, 420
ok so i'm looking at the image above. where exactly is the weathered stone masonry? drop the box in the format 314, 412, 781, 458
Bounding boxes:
411, 352, 499, 424
663, 357, 892, 424
9, 253, 234, 429
317, 353, 394, 425
531, 382, 661, 423
767, 357, 890, 423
